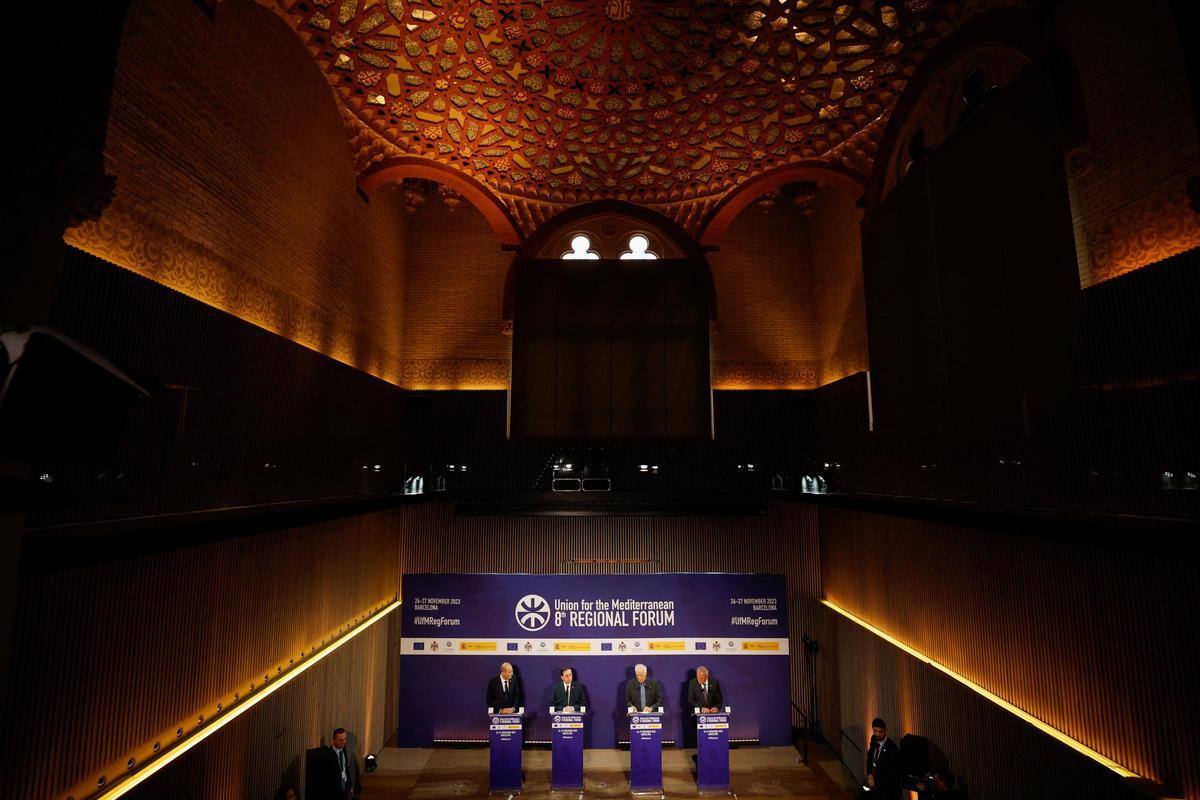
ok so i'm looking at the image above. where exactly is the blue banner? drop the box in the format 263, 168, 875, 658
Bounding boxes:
398, 573, 790, 748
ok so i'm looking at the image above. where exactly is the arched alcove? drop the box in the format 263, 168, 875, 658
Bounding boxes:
396, 178, 512, 389
508, 202, 714, 438
707, 182, 868, 390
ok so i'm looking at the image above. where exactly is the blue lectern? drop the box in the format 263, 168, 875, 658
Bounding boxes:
551, 708, 586, 790
695, 708, 731, 791
488, 709, 524, 793
629, 710, 664, 793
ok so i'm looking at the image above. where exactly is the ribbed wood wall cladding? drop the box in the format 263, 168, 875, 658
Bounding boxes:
123, 617, 393, 800
393, 501, 823, 726
829, 616, 1148, 800
819, 506, 1198, 798
2, 511, 403, 800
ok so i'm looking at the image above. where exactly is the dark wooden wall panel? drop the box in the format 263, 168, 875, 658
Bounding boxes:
862, 164, 944, 432
401, 388, 820, 492
612, 266, 666, 437
511, 266, 559, 438
557, 265, 613, 437
26, 248, 406, 527
849, 59, 1199, 520
864, 62, 1080, 434
819, 506, 1198, 798
663, 264, 712, 438
2, 511, 402, 800
927, 63, 1080, 412
511, 260, 711, 439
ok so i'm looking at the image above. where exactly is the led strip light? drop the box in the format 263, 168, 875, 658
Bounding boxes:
68, 599, 402, 800
821, 599, 1142, 779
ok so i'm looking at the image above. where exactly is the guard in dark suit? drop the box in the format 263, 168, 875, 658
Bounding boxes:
686, 665, 724, 712
486, 661, 522, 712
307, 727, 359, 800
550, 666, 589, 710
865, 717, 902, 799
625, 663, 664, 711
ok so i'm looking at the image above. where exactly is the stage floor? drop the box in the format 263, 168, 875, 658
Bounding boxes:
358, 745, 858, 799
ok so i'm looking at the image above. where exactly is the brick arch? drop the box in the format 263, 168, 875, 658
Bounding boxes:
503, 200, 717, 325
697, 161, 868, 247
517, 200, 708, 261
358, 157, 523, 247
866, 7, 1089, 210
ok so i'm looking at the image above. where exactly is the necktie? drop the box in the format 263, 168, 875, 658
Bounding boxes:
565, 683, 571, 704
702, 683, 708, 704
502, 679, 508, 696
640, 683, 646, 710
338, 749, 346, 787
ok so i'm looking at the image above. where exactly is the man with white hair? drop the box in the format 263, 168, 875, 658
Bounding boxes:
687, 665, 724, 713
624, 663, 664, 712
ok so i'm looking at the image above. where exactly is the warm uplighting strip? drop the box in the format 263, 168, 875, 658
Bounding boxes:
820, 599, 1139, 779
80, 599, 402, 800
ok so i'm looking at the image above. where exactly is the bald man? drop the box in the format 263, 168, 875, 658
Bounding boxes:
486, 662, 522, 713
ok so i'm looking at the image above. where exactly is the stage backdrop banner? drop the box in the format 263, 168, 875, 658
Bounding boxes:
398, 573, 790, 748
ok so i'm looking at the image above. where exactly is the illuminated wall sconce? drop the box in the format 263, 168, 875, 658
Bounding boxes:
799, 476, 828, 494
552, 458, 580, 491
581, 461, 610, 491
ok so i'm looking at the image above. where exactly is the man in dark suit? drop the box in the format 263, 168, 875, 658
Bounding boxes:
550, 666, 589, 711
686, 665, 724, 713
865, 717, 902, 799
625, 663, 664, 712
307, 727, 359, 799
486, 661, 522, 713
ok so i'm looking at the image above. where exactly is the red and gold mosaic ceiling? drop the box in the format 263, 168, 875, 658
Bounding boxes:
268, 0, 1006, 234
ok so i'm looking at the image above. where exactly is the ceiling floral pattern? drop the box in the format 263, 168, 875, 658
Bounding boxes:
267, 0, 1008, 233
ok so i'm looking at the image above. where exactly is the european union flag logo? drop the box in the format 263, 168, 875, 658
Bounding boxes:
507, 642, 519, 651
600, 642, 613, 651
413, 642, 425, 651
695, 642, 706, 650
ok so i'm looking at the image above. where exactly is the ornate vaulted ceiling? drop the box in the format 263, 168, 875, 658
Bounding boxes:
267, 0, 1007, 236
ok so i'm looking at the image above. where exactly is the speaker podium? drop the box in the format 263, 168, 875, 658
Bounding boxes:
628, 709, 665, 794
695, 708, 732, 791
550, 707, 586, 790
487, 708, 524, 793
